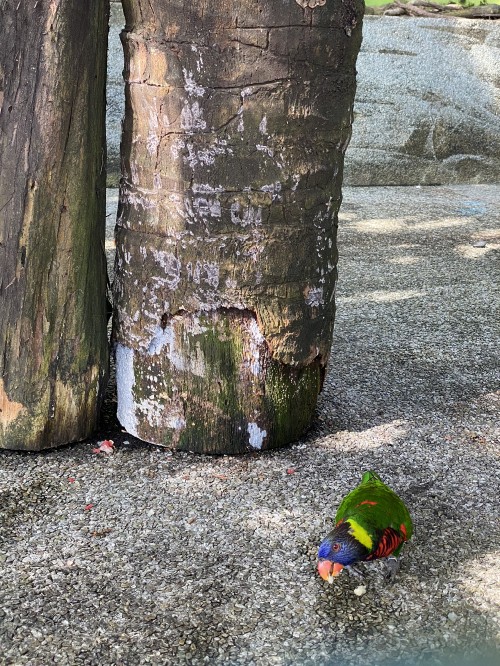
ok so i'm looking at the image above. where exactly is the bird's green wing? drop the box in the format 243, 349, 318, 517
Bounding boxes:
334, 470, 382, 522
334, 471, 413, 541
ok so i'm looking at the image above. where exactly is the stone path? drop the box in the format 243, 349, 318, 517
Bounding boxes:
1, 185, 499, 665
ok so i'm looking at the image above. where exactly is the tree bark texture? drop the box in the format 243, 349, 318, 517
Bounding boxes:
0, 0, 109, 450
113, 0, 364, 453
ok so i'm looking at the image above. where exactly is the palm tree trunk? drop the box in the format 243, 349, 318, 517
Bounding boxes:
113, 0, 363, 453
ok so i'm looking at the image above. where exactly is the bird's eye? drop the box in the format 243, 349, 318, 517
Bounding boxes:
333, 543, 340, 552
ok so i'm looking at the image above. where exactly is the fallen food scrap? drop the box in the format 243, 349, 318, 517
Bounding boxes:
84, 503, 94, 511
92, 439, 114, 454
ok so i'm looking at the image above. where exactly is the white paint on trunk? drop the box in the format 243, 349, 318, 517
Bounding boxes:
237, 107, 244, 133
225, 277, 238, 289
147, 104, 160, 156
136, 396, 186, 431
148, 323, 175, 357
189, 261, 200, 284
193, 196, 222, 219
245, 233, 264, 264
260, 182, 282, 201
182, 68, 205, 97
121, 188, 158, 211
147, 133, 160, 157
230, 202, 263, 227
130, 162, 139, 185
259, 115, 268, 134
174, 139, 233, 168
192, 183, 224, 194
151, 249, 181, 289
203, 262, 220, 288
246, 318, 265, 377
147, 323, 206, 377
305, 286, 325, 307
196, 141, 233, 166
190, 44, 204, 72
181, 101, 207, 131
116, 344, 138, 436
165, 414, 187, 430
184, 316, 208, 336
256, 144, 274, 158
247, 422, 267, 450
170, 138, 185, 160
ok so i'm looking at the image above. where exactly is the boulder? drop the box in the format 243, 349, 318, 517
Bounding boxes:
344, 16, 500, 185
107, 12, 500, 187
107, 2, 126, 187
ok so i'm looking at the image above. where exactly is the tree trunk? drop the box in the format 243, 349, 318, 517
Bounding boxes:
113, 0, 363, 453
0, 0, 109, 450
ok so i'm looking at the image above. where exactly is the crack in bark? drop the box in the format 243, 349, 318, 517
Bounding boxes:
228, 37, 269, 50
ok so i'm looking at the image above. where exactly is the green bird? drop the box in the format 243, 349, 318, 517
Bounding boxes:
317, 471, 413, 582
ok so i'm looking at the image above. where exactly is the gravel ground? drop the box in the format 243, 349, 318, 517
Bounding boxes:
1, 185, 499, 666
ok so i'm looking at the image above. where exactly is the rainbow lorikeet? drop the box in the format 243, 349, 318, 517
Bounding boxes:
317, 471, 413, 582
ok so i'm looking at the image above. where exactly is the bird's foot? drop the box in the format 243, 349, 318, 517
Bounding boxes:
346, 564, 365, 580
384, 556, 400, 581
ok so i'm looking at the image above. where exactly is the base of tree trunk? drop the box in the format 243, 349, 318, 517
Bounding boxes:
116, 308, 324, 453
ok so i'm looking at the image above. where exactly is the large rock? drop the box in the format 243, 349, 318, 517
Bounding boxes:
107, 12, 500, 187
107, 2, 126, 187
345, 16, 500, 185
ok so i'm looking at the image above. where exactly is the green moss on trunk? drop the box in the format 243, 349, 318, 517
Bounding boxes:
116, 309, 323, 454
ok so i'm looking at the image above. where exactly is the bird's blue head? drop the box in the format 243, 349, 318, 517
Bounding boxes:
317, 521, 369, 581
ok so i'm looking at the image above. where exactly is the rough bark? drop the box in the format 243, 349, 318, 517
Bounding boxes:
113, 0, 364, 453
0, 0, 109, 450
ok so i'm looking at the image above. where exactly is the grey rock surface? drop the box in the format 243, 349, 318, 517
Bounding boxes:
105, 12, 500, 187
345, 16, 500, 186
1, 185, 499, 665
106, 2, 125, 187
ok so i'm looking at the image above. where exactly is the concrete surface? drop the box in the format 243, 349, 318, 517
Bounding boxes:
1, 184, 499, 665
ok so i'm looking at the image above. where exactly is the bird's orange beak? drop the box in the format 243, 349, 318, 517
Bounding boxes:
317, 560, 344, 583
